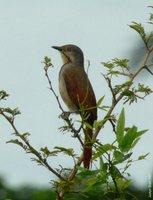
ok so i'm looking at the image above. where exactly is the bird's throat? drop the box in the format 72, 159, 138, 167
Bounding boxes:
60, 53, 71, 65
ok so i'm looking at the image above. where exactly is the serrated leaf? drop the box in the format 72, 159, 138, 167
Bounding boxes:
54, 146, 75, 156
40, 147, 60, 157
6, 139, 26, 150
101, 62, 114, 69
113, 58, 129, 69
108, 70, 121, 75
129, 22, 145, 37
116, 108, 125, 145
122, 90, 134, 96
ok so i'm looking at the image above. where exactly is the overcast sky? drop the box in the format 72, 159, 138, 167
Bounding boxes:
0, 0, 153, 188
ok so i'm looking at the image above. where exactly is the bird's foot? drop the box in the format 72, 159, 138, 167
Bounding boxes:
60, 111, 72, 120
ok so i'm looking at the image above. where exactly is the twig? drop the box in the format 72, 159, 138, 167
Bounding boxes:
144, 66, 153, 75
109, 119, 116, 134
58, 153, 84, 199
0, 111, 67, 182
45, 68, 84, 146
105, 76, 117, 103
44, 68, 64, 113
93, 46, 153, 141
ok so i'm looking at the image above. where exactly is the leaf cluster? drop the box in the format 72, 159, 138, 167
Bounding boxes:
57, 108, 149, 199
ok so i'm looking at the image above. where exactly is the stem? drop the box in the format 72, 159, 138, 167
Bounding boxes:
57, 153, 84, 199
0, 111, 67, 182
93, 46, 153, 140
45, 68, 83, 146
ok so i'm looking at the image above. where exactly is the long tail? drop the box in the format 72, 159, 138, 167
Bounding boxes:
83, 127, 93, 169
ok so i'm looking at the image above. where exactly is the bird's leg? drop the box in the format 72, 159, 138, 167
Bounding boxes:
60, 111, 72, 120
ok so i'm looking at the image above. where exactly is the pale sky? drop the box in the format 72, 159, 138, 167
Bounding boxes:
0, 0, 152, 188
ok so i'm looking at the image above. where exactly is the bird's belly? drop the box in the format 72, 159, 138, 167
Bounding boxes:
59, 74, 78, 112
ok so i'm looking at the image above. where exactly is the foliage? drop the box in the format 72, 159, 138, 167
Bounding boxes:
0, 177, 55, 200
0, 176, 152, 200
0, 6, 153, 200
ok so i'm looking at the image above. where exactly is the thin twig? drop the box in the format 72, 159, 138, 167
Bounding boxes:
144, 66, 153, 75
93, 46, 153, 140
44, 68, 64, 112
109, 119, 116, 134
0, 111, 67, 182
105, 76, 117, 103
45, 68, 84, 146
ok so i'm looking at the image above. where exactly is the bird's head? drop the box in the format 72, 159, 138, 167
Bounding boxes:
52, 44, 84, 65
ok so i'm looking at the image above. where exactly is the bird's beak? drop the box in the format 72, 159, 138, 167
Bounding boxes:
52, 46, 62, 51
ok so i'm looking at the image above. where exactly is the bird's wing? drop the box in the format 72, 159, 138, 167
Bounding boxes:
64, 66, 97, 169
64, 66, 97, 120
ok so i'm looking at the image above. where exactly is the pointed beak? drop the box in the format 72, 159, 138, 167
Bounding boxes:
52, 46, 62, 51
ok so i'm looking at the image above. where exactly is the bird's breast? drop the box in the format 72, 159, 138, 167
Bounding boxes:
59, 65, 78, 112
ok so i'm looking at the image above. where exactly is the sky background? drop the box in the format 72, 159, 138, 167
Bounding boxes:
0, 0, 153, 188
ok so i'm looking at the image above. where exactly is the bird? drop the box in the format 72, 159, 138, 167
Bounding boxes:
52, 44, 97, 169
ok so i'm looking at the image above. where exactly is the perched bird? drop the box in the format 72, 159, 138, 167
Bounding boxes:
52, 44, 97, 169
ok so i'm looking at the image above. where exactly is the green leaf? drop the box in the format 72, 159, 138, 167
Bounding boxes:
122, 90, 134, 97
146, 31, 153, 43
131, 138, 140, 149
135, 129, 148, 138
0, 90, 9, 100
129, 22, 146, 40
93, 118, 108, 129
6, 139, 26, 150
84, 121, 93, 129
108, 70, 121, 75
101, 61, 114, 69
92, 144, 116, 160
138, 153, 149, 160
114, 150, 124, 161
120, 126, 137, 152
116, 108, 125, 145
97, 96, 105, 106
137, 84, 153, 95
116, 178, 131, 191
112, 58, 129, 69
98, 105, 110, 111
54, 146, 75, 156
113, 152, 132, 165
110, 165, 123, 178
120, 127, 148, 152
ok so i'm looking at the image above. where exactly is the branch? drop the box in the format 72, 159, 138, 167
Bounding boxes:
93, 46, 153, 141
57, 153, 84, 199
105, 76, 117, 103
0, 110, 67, 182
44, 66, 84, 146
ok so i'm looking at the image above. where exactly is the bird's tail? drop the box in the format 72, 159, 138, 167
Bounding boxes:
83, 127, 93, 169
